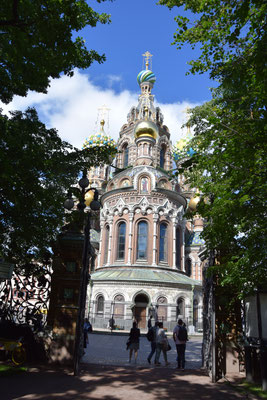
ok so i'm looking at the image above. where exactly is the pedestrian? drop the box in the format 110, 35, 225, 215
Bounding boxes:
155, 321, 170, 366
128, 321, 140, 363
109, 316, 115, 331
147, 315, 153, 329
173, 318, 188, 370
147, 321, 158, 364
83, 318, 92, 350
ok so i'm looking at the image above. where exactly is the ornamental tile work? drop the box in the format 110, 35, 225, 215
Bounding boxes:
86, 53, 205, 332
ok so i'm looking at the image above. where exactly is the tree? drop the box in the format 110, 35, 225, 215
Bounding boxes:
0, 108, 116, 269
0, 0, 111, 103
160, 0, 267, 296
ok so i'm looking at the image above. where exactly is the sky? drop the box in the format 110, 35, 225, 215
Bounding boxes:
1, 0, 214, 148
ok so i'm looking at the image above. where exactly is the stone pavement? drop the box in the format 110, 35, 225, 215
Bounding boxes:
1, 333, 254, 400
83, 332, 202, 369
1, 364, 252, 400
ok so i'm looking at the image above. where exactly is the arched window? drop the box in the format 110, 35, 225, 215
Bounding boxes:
160, 145, 166, 168
96, 295, 104, 315
157, 296, 167, 322
136, 221, 148, 260
140, 176, 149, 193
117, 222, 126, 260
176, 227, 181, 269
123, 144, 129, 168
103, 225, 109, 264
185, 258, 192, 276
159, 223, 168, 262
114, 294, 125, 318
176, 297, 185, 319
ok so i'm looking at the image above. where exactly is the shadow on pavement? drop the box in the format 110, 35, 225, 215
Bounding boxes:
1, 363, 248, 400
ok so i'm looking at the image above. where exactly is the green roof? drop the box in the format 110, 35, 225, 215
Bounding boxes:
91, 268, 201, 286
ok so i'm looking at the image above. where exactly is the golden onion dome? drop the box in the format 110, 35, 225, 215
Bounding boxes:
188, 196, 201, 212
134, 119, 158, 140
84, 190, 95, 207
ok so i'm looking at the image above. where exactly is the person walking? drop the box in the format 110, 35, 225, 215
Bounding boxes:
155, 321, 170, 366
147, 321, 158, 364
128, 321, 140, 363
83, 318, 92, 352
147, 315, 153, 329
173, 319, 188, 370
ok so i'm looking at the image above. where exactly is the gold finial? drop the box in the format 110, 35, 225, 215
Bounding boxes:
142, 51, 153, 70
100, 119, 105, 132
144, 106, 149, 120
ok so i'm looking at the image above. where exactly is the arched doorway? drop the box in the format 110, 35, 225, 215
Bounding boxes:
134, 293, 149, 329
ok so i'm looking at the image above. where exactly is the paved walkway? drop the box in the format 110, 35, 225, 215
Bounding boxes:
1, 333, 253, 400
1, 364, 251, 400
83, 333, 202, 369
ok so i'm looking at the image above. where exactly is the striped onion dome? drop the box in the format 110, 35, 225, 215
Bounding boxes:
83, 120, 117, 149
137, 70, 156, 85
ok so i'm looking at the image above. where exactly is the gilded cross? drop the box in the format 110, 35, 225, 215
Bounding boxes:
142, 51, 153, 70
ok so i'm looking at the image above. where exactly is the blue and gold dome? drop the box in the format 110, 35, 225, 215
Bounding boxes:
186, 231, 205, 247
172, 138, 195, 162
137, 70, 156, 85
83, 120, 117, 150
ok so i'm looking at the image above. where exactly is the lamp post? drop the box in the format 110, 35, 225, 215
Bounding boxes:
64, 170, 101, 376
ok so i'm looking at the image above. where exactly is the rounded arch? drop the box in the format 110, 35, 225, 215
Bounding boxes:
113, 294, 125, 319
133, 290, 151, 305
156, 295, 168, 322
138, 174, 150, 193
136, 219, 149, 260
103, 224, 110, 265
115, 219, 127, 261
159, 221, 168, 263
118, 176, 132, 188
95, 293, 105, 315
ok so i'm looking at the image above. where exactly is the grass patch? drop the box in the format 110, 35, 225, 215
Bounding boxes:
241, 382, 267, 399
0, 364, 27, 376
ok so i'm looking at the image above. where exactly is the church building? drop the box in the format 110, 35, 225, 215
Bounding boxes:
85, 52, 204, 332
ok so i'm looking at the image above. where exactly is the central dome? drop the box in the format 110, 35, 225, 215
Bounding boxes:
134, 120, 158, 140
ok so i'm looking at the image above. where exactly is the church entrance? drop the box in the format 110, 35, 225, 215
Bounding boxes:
134, 293, 149, 329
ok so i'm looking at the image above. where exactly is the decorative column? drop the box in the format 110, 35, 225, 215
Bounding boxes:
107, 217, 113, 266
172, 217, 177, 269
181, 220, 186, 272
152, 213, 159, 266
127, 213, 134, 265
97, 220, 105, 268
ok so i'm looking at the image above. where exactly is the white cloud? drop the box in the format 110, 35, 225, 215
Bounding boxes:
1, 70, 201, 148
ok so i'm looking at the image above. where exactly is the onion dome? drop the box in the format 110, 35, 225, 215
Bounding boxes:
188, 196, 201, 212
172, 138, 195, 162
134, 119, 158, 140
83, 120, 117, 150
186, 231, 205, 247
137, 70, 156, 85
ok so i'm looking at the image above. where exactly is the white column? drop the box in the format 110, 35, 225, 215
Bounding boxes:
127, 213, 134, 265
107, 218, 113, 266
181, 221, 186, 272
152, 213, 159, 266
172, 218, 176, 269
97, 221, 105, 268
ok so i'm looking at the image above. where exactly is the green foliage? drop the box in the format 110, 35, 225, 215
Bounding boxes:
160, 0, 267, 296
0, 0, 111, 103
0, 108, 116, 267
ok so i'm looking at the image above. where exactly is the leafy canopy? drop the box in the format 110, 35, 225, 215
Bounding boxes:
0, 108, 116, 269
0, 0, 111, 103
159, 0, 267, 295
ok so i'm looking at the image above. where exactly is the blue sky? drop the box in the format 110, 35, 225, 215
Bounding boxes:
2, 0, 213, 148
84, 0, 212, 103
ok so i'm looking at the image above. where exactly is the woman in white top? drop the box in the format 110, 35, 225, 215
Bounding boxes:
155, 321, 170, 366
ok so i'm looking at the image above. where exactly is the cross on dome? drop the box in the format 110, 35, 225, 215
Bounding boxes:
142, 51, 153, 70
